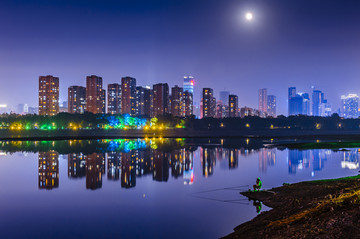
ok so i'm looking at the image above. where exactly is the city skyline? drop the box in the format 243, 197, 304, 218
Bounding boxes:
1, 0, 360, 115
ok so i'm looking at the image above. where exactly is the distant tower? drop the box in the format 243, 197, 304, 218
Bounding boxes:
312, 90, 323, 116
38, 75, 59, 116
288, 87, 296, 100
341, 94, 359, 118
68, 86, 86, 114
267, 95, 276, 117
258, 88, 267, 113
121, 77, 136, 115
219, 91, 230, 105
86, 75, 105, 114
153, 83, 169, 116
202, 88, 216, 118
228, 94, 238, 117
183, 76, 194, 95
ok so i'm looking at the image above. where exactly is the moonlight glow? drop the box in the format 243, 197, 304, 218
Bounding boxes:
245, 12, 253, 21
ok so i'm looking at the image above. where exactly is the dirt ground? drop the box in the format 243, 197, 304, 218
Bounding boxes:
224, 175, 360, 239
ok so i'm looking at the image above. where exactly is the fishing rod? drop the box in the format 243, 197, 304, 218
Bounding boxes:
190, 185, 250, 195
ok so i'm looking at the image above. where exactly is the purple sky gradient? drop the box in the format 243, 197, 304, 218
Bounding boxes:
1, 0, 360, 115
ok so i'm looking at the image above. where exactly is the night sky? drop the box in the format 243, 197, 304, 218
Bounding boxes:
1, 0, 360, 115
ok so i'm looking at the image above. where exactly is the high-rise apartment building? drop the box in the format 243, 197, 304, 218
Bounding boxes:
202, 88, 216, 118
38, 75, 59, 116
153, 83, 169, 116
68, 86, 86, 114
171, 85, 184, 117
107, 83, 121, 114
86, 75, 105, 114
228, 94, 238, 117
143, 87, 153, 116
258, 88, 267, 113
267, 95, 276, 117
135, 86, 146, 116
121, 77, 136, 115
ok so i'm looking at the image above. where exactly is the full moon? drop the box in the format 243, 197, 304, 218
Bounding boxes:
245, 12, 253, 21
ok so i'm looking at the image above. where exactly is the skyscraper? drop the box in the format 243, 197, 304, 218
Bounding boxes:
219, 91, 230, 105
121, 77, 136, 115
312, 90, 324, 116
153, 83, 169, 116
341, 94, 359, 118
288, 87, 296, 100
288, 96, 304, 115
68, 86, 86, 114
171, 85, 184, 117
183, 76, 194, 95
107, 83, 121, 114
183, 91, 193, 116
202, 88, 216, 118
38, 75, 59, 116
258, 88, 267, 113
86, 75, 105, 114
299, 93, 310, 115
228, 94, 238, 117
267, 95, 276, 117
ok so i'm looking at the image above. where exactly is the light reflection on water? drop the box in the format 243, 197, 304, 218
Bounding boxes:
0, 139, 358, 239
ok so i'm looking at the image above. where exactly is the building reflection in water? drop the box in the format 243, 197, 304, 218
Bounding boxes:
288, 149, 329, 175
229, 149, 239, 169
171, 149, 183, 178
288, 150, 310, 174
38, 151, 59, 189
121, 151, 136, 188
107, 152, 120, 181
33, 139, 269, 190
68, 153, 86, 178
183, 150, 194, 185
258, 148, 276, 172
201, 148, 216, 177
341, 149, 359, 170
86, 153, 105, 190
153, 150, 169, 182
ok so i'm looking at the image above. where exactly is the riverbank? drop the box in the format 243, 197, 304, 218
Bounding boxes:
2, 128, 360, 141
224, 175, 360, 238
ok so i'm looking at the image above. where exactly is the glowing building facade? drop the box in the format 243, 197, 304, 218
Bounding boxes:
68, 86, 86, 114
121, 77, 136, 115
38, 75, 59, 116
108, 83, 121, 114
86, 75, 105, 114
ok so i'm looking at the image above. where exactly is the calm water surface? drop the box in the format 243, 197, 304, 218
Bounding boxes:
0, 139, 358, 239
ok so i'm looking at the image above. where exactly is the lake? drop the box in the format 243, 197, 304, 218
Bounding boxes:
0, 138, 358, 239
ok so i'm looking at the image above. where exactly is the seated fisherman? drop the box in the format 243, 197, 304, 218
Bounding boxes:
253, 177, 262, 192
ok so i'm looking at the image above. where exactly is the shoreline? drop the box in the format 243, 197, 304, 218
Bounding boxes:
224, 175, 360, 238
2, 128, 360, 141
